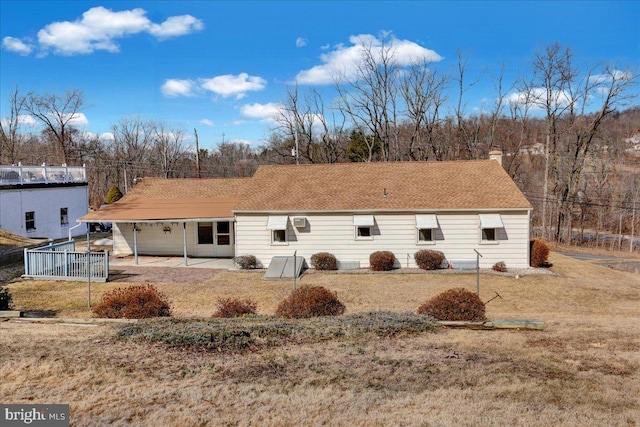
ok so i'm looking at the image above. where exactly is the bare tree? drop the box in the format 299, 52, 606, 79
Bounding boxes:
109, 116, 154, 192
150, 122, 188, 178
24, 89, 86, 164
0, 86, 30, 164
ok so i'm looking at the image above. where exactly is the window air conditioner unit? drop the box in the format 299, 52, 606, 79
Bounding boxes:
293, 217, 307, 228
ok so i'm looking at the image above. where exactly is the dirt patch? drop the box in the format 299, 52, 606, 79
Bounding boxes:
108, 266, 223, 284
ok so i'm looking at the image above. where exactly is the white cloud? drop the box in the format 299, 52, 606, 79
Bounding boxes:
161, 79, 197, 97
506, 88, 572, 110
296, 37, 307, 48
149, 15, 204, 39
17, 115, 38, 126
5, 6, 204, 56
100, 132, 115, 141
200, 118, 214, 126
231, 139, 253, 145
2, 36, 34, 55
296, 33, 443, 85
200, 73, 267, 99
233, 120, 247, 125
240, 102, 283, 122
64, 112, 89, 126
589, 69, 633, 84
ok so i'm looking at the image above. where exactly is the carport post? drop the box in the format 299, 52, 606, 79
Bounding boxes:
183, 222, 188, 266
133, 223, 138, 265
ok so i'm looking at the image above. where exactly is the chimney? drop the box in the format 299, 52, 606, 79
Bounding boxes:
489, 148, 503, 166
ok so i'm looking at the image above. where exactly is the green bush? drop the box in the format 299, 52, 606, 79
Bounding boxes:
92, 284, 172, 319
234, 255, 260, 269
417, 288, 486, 322
369, 251, 397, 271
212, 298, 258, 318
276, 285, 345, 318
104, 185, 123, 204
0, 286, 12, 310
414, 249, 446, 270
530, 239, 550, 267
310, 252, 338, 270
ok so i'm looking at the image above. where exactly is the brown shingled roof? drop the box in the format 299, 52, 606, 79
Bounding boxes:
80, 177, 250, 222
234, 160, 532, 212
80, 161, 531, 222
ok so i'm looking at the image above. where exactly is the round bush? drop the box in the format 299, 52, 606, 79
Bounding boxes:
276, 285, 345, 318
310, 252, 338, 270
92, 284, 172, 319
414, 249, 446, 270
369, 251, 396, 271
0, 286, 12, 310
234, 255, 260, 269
212, 298, 258, 318
492, 261, 507, 272
417, 288, 486, 321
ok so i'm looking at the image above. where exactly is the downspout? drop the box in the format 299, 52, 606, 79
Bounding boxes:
69, 221, 83, 242
133, 222, 138, 265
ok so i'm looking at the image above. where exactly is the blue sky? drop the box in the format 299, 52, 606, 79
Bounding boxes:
1, 1, 638, 151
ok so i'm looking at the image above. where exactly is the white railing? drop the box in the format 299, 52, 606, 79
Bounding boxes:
24, 241, 109, 282
0, 164, 86, 185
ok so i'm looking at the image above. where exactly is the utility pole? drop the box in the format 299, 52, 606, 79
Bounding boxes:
194, 128, 201, 178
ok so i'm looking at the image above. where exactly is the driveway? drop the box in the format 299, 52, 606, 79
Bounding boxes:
559, 252, 640, 274
108, 256, 237, 284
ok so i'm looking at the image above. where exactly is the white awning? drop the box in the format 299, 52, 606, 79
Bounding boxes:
266, 215, 289, 230
479, 214, 504, 229
353, 215, 375, 226
415, 214, 438, 229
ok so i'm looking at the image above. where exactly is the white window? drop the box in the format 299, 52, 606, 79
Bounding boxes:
479, 214, 503, 243
416, 214, 438, 244
267, 216, 289, 245
354, 215, 374, 240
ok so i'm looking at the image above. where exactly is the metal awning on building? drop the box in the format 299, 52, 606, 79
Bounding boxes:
353, 215, 375, 226
266, 215, 289, 230
415, 214, 438, 229
478, 214, 504, 229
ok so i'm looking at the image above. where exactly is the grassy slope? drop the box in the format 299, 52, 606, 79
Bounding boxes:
1, 253, 639, 426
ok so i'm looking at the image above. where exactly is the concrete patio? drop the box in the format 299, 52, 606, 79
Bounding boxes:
109, 255, 237, 270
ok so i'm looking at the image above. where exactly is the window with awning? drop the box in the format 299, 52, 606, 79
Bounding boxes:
353, 215, 374, 240
415, 214, 438, 229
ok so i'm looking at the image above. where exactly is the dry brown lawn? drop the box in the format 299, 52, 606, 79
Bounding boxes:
2, 252, 640, 426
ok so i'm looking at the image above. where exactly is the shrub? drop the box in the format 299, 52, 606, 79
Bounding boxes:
369, 251, 397, 271
104, 185, 123, 204
530, 239, 550, 268
414, 249, 446, 270
417, 288, 486, 322
212, 298, 258, 318
276, 285, 345, 318
492, 261, 508, 272
310, 252, 338, 270
92, 284, 172, 319
234, 255, 260, 269
0, 286, 12, 310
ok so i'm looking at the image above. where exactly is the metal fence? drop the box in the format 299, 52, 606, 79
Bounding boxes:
24, 241, 109, 282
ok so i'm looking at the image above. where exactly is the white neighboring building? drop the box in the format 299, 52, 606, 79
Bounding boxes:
0, 164, 88, 239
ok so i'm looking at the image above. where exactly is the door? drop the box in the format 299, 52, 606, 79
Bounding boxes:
196, 222, 215, 257
215, 221, 233, 257
196, 221, 234, 257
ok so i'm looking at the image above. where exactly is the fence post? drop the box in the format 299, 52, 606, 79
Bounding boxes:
64, 250, 69, 276
24, 248, 29, 275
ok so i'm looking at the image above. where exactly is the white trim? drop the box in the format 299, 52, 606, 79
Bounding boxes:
355, 225, 374, 240
417, 227, 436, 244
415, 214, 438, 229
235, 207, 533, 214
479, 214, 504, 229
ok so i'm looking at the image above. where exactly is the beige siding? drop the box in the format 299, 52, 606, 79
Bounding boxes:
235, 212, 530, 269
112, 222, 198, 256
